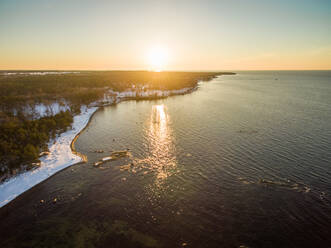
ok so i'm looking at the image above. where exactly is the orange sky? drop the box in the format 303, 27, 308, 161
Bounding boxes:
0, 0, 330, 70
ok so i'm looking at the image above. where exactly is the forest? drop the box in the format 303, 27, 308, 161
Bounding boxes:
0, 110, 73, 180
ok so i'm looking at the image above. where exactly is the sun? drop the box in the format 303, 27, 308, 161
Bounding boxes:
147, 46, 169, 72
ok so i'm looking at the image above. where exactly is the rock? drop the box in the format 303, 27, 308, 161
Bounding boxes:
304, 186, 310, 193
111, 150, 129, 159
101, 156, 112, 162
94, 161, 103, 167
93, 150, 130, 168
119, 164, 131, 171
39, 151, 51, 157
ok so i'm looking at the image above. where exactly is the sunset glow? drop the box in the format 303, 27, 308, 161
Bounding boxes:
147, 46, 170, 72
0, 0, 330, 70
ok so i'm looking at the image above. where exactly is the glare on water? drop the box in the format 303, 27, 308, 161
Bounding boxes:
147, 104, 177, 184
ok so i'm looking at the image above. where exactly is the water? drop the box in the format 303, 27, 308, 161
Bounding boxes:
1, 71, 331, 247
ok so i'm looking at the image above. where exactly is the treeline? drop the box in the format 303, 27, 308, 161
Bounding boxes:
0, 71, 234, 113
0, 111, 73, 180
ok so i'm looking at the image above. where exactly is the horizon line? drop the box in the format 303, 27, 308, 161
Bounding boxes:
0, 69, 331, 72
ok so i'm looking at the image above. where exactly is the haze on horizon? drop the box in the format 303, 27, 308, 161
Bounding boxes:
0, 0, 330, 71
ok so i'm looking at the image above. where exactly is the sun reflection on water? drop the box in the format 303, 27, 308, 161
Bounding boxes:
147, 104, 177, 184
119, 104, 177, 189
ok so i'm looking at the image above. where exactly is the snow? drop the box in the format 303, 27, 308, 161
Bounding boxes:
0, 106, 97, 208
0, 85, 197, 208
1, 71, 79, 76
22, 102, 71, 118
107, 86, 197, 99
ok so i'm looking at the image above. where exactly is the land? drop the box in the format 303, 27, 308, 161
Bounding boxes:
0, 70, 234, 182
0, 71, 234, 114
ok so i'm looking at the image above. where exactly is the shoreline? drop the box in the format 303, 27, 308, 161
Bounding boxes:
69, 106, 101, 163
0, 85, 199, 208
0, 106, 98, 207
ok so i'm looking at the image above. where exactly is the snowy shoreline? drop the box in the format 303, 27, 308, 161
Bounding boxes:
0, 86, 197, 208
0, 106, 98, 207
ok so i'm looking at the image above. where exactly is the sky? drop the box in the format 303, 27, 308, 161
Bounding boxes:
0, 0, 330, 70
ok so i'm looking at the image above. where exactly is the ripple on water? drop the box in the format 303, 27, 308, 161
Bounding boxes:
71, 71, 331, 247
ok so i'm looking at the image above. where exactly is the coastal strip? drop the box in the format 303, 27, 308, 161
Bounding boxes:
0, 106, 97, 207
0, 85, 199, 208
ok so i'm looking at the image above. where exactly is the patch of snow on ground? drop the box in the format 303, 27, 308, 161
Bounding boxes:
0, 106, 97, 207
23, 102, 71, 118
1, 71, 80, 76
108, 86, 196, 99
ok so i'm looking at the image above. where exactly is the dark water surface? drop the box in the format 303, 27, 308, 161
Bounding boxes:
1, 71, 331, 247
